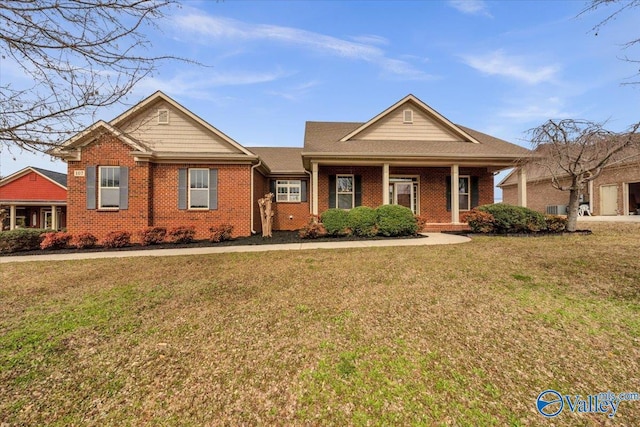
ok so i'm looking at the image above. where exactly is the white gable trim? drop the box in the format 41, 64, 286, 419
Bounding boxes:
339, 94, 481, 144
109, 91, 255, 156
0, 167, 67, 190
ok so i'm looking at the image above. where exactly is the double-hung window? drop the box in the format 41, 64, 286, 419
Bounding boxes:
189, 168, 209, 209
276, 180, 301, 202
336, 175, 354, 209
99, 166, 120, 209
459, 176, 471, 211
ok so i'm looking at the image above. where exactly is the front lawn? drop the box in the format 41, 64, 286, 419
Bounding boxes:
1, 223, 638, 425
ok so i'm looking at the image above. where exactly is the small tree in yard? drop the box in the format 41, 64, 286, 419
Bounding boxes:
526, 119, 640, 231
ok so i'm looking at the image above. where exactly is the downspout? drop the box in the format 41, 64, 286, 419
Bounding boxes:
304, 169, 313, 215
250, 159, 262, 234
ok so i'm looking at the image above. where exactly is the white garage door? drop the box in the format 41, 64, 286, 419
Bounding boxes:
600, 185, 618, 215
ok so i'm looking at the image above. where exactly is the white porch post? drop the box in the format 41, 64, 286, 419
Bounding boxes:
588, 180, 594, 214
382, 163, 390, 205
312, 162, 319, 216
9, 205, 17, 230
51, 204, 58, 230
517, 169, 527, 207
451, 165, 460, 224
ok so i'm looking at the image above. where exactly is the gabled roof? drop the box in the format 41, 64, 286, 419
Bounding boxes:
109, 91, 255, 157
339, 94, 480, 143
51, 120, 150, 156
0, 166, 67, 189
247, 147, 305, 174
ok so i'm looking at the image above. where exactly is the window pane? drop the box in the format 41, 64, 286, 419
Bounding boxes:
459, 194, 469, 210
338, 194, 353, 209
190, 169, 209, 189
337, 176, 353, 193
277, 194, 288, 202
190, 189, 208, 208
100, 167, 119, 188
459, 177, 468, 194
101, 188, 120, 208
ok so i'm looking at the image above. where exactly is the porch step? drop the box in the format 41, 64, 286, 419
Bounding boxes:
421, 223, 471, 232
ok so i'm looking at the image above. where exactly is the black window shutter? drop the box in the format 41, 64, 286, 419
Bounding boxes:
328, 175, 336, 209
471, 176, 480, 208
209, 169, 218, 210
86, 166, 96, 210
178, 168, 187, 209
446, 176, 451, 212
301, 180, 307, 202
119, 167, 129, 210
354, 175, 362, 207
270, 180, 276, 201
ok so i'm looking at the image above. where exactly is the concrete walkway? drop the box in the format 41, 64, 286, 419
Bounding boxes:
577, 215, 640, 223
0, 233, 470, 264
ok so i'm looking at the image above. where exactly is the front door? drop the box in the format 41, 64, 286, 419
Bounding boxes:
600, 185, 618, 215
394, 182, 413, 211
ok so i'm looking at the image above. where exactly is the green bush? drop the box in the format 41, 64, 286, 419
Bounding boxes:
321, 209, 350, 236
347, 206, 378, 237
375, 205, 418, 237
0, 228, 46, 253
464, 209, 495, 233
477, 204, 546, 233
545, 215, 568, 232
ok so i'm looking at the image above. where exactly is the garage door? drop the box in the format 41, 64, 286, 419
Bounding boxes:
600, 185, 618, 215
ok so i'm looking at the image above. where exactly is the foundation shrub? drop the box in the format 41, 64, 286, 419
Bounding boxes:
375, 205, 418, 237
321, 209, 350, 236
545, 215, 568, 232
464, 209, 496, 233
477, 204, 546, 233
415, 215, 429, 232
0, 229, 46, 253
40, 231, 72, 250
73, 232, 98, 249
101, 231, 131, 248
138, 227, 167, 246
347, 206, 378, 237
167, 226, 196, 244
209, 224, 234, 243
299, 215, 326, 239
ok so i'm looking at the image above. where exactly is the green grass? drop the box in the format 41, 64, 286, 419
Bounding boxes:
1, 223, 639, 425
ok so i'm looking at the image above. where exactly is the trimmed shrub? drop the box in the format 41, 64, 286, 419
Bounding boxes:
299, 215, 326, 239
40, 231, 72, 250
321, 209, 350, 236
375, 205, 418, 237
101, 231, 131, 248
464, 209, 496, 233
0, 228, 46, 253
209, 224, 234, 243
167, 226, 196, 244
73, 232, 98, 249
347, 206, 378, 237
545, 215, 568, 232
415, 215, 429, 233
138, 226, 167, 246
477, 204, 546, 234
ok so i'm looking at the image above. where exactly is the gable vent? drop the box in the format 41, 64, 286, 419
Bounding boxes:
403, 109, 413, 124
158, 109, 169, 124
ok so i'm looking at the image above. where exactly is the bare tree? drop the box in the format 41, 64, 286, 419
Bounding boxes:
0, 0, 190, 154
580, 0, 640, 84
527, 119, 640, 231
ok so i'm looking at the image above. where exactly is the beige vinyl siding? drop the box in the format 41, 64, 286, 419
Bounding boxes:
119, 100, 243, 154
353, 105, 461, 142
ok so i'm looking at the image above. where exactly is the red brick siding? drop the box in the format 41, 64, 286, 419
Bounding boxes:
0, 171, 66, 202
272, 201, 311, 230
318, 166, 383, 214
592, 164, 640, 215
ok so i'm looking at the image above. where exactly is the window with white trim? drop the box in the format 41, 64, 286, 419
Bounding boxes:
403, 109, 413, 123
99, 166, 120, 209
337, 175, 354, 209
158, 109, 169, 124
276, 180, 301, 202
459, 176, 470, 211
189, 168, 209, 209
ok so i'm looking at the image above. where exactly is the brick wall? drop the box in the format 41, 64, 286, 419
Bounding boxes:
591, 163, 640, 215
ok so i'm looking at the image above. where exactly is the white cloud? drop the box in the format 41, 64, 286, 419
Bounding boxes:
448, 0, 492, 17
499, 97, 576, 122
461, 50, 560, 84
267, 80, 322, 101
172, 13, 434, 80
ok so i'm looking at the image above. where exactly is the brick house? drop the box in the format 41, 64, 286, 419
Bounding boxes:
499, 153, 640, 216
52, 92, 530, 239
0, 167, 67, 231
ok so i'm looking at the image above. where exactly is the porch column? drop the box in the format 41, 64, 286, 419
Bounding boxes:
9, 204, 17, 230
517, 169, 527, 207
312, 162, 319, 216
588, 180, 594, 214
451, 165, 460, 224
51, 204, 58, 230
382, 163, 390, 205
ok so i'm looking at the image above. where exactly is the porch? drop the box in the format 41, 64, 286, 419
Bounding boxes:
1, 203, 66, 231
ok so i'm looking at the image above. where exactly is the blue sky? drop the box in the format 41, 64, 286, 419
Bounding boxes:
2, 0, 639, 198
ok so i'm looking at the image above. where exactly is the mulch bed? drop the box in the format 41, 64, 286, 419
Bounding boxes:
2, 231, 426, 257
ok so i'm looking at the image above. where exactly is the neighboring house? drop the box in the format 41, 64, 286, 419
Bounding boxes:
0, 166, 67, 230
499, 154, 640, 216
51, 91, 530, 239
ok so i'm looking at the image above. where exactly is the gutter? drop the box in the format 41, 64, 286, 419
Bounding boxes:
250, 159, 262, 234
